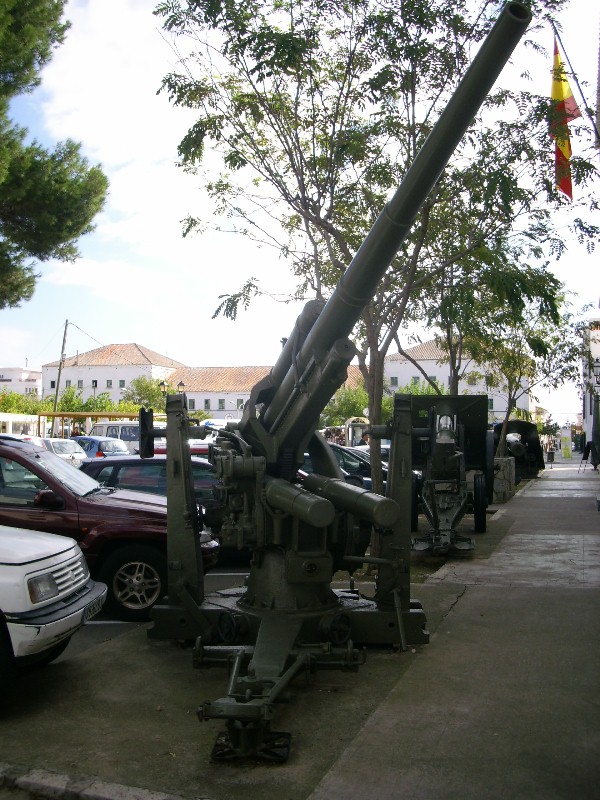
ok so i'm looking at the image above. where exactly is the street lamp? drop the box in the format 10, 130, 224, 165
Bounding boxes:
593, 358, 600, 388
177, 381, 185, 393
159, 380, 167, 396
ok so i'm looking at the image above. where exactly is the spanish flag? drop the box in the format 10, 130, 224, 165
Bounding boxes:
550, 37, 581, 199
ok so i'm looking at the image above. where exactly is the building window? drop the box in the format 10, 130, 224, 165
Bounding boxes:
218, 398, 225, 410
428, 375, 437, 384
65, 380, 71, 388
25, 388, 38, 395
91, 380, 98, 388
411, 376, 420, 385
237, 398, 244, 409
467, 374, 477, 386
188, 399, 196, 410
77, 380, 83, 389
50, 380, 56, 389
106, 380, 112, 389
119, 380, 125, 389
204, 399, 210, 411
390, 376, 398, 387
488, 398, 494, 411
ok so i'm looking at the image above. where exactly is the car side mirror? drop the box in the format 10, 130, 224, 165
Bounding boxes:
34, 489, 65, 510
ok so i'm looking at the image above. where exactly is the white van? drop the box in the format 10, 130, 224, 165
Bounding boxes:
89, 421, 166, 454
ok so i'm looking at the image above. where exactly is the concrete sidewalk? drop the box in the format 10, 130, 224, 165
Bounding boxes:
1, 452, 599, 799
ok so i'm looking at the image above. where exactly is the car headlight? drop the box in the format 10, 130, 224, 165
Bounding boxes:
28, 573, 60, 604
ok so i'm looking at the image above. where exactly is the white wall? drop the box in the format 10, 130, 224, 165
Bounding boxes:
41, 364, 174, 404
383, 358, 529, 423
0, 367, 42, 397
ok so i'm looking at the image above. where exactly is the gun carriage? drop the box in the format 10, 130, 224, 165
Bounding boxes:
407, 395, 495, 554
140, 2, 531, 762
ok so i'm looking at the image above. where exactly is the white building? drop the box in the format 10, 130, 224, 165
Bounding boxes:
0, 367, 42, 397
384, 340, 529, 423
28, 339, 531, 424
42, 344, 186, 405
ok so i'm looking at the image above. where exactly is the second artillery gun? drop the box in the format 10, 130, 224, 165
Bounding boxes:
408, 395, 495, 554
141, 2, 532, 763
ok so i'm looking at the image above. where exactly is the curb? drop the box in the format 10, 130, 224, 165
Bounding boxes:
0, 765, 214, 800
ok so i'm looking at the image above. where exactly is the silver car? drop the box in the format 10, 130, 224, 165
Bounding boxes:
42, 437, 88, 468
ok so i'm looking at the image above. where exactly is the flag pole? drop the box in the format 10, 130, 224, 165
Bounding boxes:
550, 20, 600, 145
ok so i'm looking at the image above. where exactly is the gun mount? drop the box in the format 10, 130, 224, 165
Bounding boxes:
143, 2, 531, 763
406, 395, 494, 554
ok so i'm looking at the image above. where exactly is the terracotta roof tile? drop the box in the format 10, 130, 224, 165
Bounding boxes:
43, 343, 364, 392
386, 340, 445, 362
168, 364, 364, 392
44, 344, 187, 369
166, 366, 271, 393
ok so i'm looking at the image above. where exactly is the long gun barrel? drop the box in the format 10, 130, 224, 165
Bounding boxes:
240, 2, 531, 459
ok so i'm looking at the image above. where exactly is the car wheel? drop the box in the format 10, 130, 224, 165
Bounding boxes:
473, 473, 487, 533
16, 637, 71, 668
98, 545, 167, 622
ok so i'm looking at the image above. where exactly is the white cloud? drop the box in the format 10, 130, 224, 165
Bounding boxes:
1, 0, 598, 429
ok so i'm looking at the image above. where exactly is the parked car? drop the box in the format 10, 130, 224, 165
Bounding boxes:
346, 446, 389, 478
328, 443, 381, 482
42, 437, 87, 468
80, 454, 224, 532
300, 451, 365, 487
0, 438, 219, 621
89, 421, 166, 454
20, 435, 47, 449
75, 435, 130, 458
0, 523, 106, 689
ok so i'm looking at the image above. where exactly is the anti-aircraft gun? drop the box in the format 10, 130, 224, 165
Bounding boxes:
141, 2, 531, 763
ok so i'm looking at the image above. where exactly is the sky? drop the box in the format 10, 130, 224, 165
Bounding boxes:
1, 0, 599, 428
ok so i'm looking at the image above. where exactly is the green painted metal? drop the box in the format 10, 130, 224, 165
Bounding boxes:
143, 2, 532, 762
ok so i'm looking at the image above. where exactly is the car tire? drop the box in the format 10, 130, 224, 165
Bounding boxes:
473, 473, 487, 533
98, 545, 167, 622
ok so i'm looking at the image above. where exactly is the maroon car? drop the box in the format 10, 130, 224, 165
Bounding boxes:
0, 439, 219, 621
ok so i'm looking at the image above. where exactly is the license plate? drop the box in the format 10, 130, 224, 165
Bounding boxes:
84, 594, 105, 622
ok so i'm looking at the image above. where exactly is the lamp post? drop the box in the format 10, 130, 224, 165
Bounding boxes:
177, 381, 185, 394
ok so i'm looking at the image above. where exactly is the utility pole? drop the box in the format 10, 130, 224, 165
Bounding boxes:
52, 320, 68, 436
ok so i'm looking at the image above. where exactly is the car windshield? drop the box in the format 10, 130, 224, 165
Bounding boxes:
101, 440, 129, 454
50, 439, 85, 455
30, 449, 101, 495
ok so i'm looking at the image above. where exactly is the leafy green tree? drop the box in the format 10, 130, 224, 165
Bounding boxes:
82, 392, 117, 413
468, 302, 585, 455
417, 254, 563, 394
0, 0, 108, 309
121, 377, 171, 410
537, 416, 560, 437
0, 389, 42, 414
156, 0, 598, 492
321, 385, 369, 428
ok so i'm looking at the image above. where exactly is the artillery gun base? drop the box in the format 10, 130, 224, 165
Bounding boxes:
148, 584, 429, 648
412, 531, 475, 555
148, 582, 428, 763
